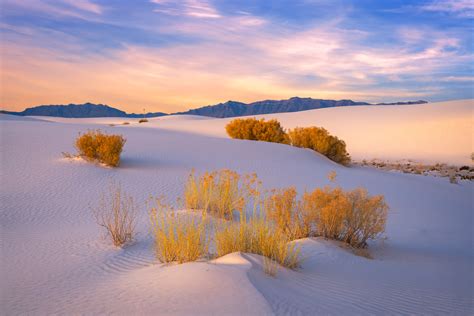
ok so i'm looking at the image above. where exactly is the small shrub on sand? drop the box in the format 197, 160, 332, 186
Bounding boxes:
265, 187, 309, 240
122, 122, 130, 125
138, 118, 148, 123
226, 118, 289, 144
150, 198, 209, 263
184, 169, 253, 219
302, 187, 388, 248
215, 213, 301, 270
288, 127, 350, 165
75, 129, 126, 167
93, 183, 138, 247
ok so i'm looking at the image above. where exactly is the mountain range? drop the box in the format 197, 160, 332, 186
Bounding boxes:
1, 98, 428, 118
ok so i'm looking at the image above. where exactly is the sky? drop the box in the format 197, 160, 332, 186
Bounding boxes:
0, 0, 473, 113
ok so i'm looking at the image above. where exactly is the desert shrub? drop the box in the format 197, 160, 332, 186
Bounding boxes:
93, 183, 138, 247
215, 213, 301, 270
122, 122, 130, 125
226, 118, 289, 144
184, 169, 255, 219
302, 186, 388, 248
75, 129, 126, 167
265, 187, 309, 240
149, 198, 209, 263
138, 118, 148, 123
288, 127, 350, 165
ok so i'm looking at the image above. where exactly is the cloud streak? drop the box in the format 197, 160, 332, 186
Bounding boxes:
0, 0, 472, 111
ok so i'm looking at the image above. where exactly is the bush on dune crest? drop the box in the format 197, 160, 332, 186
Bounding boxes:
225, 118, 350, 166
288, 127, 351, 165
75, 129, 126, 167
226, 118, 289, 144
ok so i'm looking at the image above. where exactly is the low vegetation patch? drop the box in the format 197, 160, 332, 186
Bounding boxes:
215, 213, 301, 270
226, 118, 289, 144
74, 129, 126, 167
265, 187, 309, 240
91, 168, 387, 274
138, 118, 148, 123
226, 118, 350, 165
301, 186, 388, 248
149, 198, 209, 263
93, 183, 138, 247
288, 127, 350, 165
184, 169, 257, 219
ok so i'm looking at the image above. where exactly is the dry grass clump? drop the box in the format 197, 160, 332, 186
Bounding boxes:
184, 169, 255, 219
215, 213, 301, 270
302, 186, 388, 248
288, 127, 350, 165
138, 118, 148, 123
265, 187, 309, 240
75, 129, 126, 167
149, 198, 209, 263
226, 118, 289, 144
93, 183, 138, 247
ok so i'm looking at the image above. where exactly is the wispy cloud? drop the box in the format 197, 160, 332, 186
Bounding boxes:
1, 0, 103, 19
1, 0, 472, 111
421, 0, 474, 17
151, 0, 221, 19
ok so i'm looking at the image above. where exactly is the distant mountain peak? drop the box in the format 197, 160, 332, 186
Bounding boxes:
177, 97, 371, 118
1, 98, 428, 118
1, 102, 167, 118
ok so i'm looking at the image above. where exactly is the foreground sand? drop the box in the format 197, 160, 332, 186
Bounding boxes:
1, 100, 473, 314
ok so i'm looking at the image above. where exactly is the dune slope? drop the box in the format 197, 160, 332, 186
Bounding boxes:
1, 107, 472, 314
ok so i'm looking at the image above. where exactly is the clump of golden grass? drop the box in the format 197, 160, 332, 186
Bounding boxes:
226, 118, 289, 144
265, 187, 309, 240
149, 198, 209, 263
302, 186, 388, 248
75, 129, 126, 167
122, 122, 130, 125
215, 212, 301, 270
93, 182, 138, 247
184, 169, 255, 219
288, 126, 350, 165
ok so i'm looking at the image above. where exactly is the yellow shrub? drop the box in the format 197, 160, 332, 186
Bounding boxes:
226, 118, 289, 144
93, 182, 137, 247
302, 186, 388, 248
184, 169, 252, 219
149, 198, 209, 263
265, 187, 309, 240
215, 213, 301, 270
75, 129, 126, 167
288, 127, 350, 165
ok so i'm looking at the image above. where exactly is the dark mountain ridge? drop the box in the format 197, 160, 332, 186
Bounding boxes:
177, 97, 371, 118
1, 102, 167, 118
1, 98, 428, 118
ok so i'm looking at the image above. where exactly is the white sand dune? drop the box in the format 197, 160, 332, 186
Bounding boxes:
1, 100, 473, 314
31, 99, 473, 165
